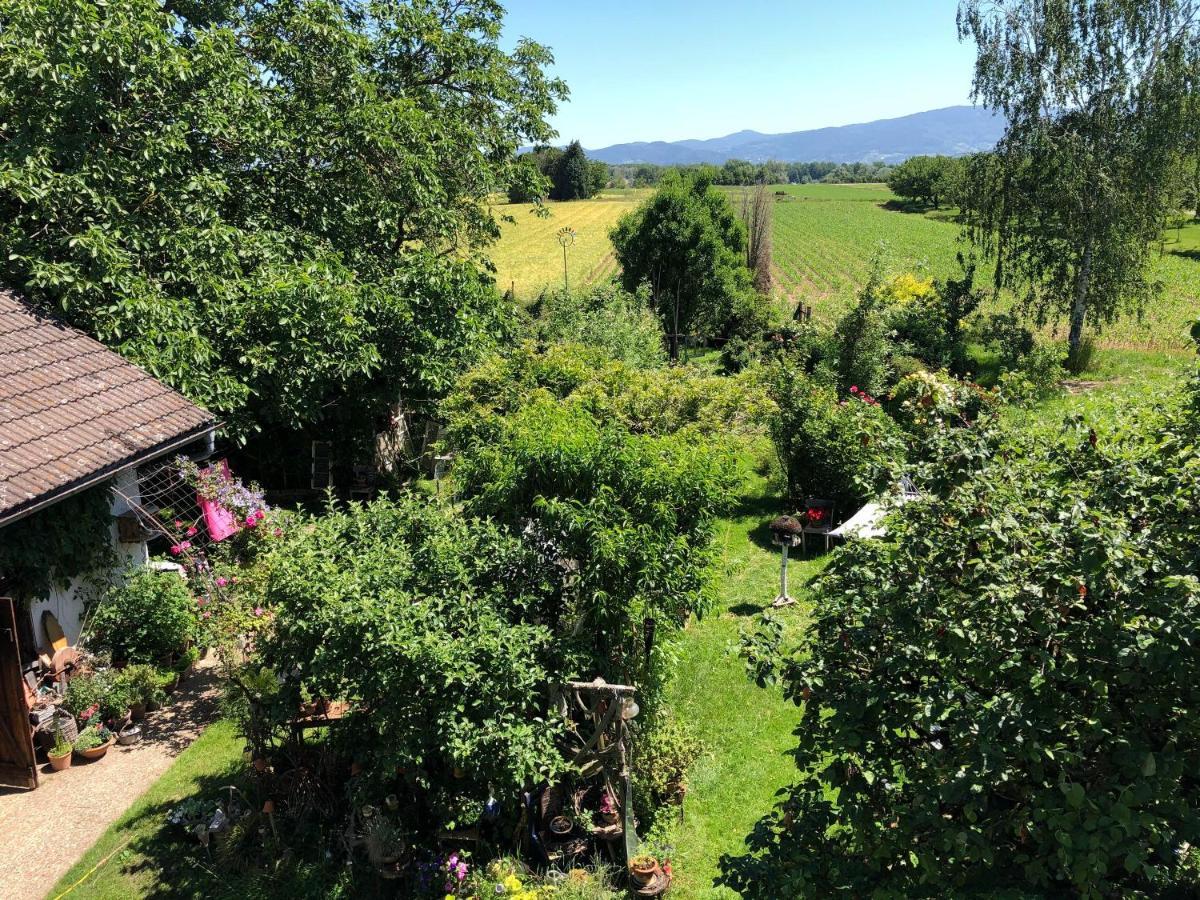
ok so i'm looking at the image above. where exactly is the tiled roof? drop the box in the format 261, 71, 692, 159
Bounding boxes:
0, 289, 216, 527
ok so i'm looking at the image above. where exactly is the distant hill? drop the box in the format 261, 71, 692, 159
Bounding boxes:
585, 106, 1005, 165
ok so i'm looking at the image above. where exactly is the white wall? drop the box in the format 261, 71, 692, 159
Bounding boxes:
25, 468, 149, 651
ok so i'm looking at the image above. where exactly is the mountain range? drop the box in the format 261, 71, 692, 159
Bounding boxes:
585, 106, 1005, 166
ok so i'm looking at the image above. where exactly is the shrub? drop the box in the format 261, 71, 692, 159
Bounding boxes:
443, 342, 771, 451
831, 279, 891, 396
117, 663, 169, 708
723, 393, 1200, 897
764, 364, 903, 513
979, 309, 1037, 369
453, 399, 735, 708
535, 283, 666, 369
258, 496, 567, 828
889, 370, 998, 437
62, 670, 131, 724
632, 711, 703, 827
996, 343, 1064, 406
884, 266, 982, 373
86, 566, 196, 663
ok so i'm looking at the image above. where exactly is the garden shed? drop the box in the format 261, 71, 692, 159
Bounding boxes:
0, 288, 215, 787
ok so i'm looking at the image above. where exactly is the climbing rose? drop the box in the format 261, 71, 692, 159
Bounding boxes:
169, 545, 182, 555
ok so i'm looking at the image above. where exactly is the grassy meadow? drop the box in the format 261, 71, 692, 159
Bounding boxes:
488, 182, 1200, 350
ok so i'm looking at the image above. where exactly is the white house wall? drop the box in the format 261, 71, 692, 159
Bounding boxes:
25, 469, 149, 652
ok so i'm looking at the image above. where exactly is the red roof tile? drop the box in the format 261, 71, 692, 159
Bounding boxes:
0, 290, 216, 526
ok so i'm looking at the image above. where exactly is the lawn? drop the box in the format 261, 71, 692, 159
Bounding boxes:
47, 721, 245, 900
655, 447, 824, 899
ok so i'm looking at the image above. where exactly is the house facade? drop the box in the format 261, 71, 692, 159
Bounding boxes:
0, 288, 216, 655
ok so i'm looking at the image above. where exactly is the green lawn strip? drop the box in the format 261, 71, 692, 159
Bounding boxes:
660, 460, 826, 898
47, 721, 244, 900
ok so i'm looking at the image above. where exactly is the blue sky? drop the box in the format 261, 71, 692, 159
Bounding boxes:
501, 0, 980, 148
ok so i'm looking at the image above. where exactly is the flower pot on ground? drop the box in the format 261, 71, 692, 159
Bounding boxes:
630, 855, 661, 887
47, 730, 73, 771
74, 725, 114, 761
118, 724, 142, 745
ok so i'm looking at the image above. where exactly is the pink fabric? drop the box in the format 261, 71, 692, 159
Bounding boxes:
199, 459, 241, 542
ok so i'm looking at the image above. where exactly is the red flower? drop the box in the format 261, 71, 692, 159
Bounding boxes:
850, 386, 859, 394
169, 544, 182, 555
806, 507, 826, 524
186, 526, 198, 537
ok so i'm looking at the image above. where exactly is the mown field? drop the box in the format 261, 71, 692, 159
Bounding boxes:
487, 189, 650, 301
489, 183, 1200, 349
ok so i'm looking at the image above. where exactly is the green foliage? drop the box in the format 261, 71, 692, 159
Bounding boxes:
884, 264, 984, 373
534, 282, 666, 368
958, 0, 1199, 357
257, 496, 566, 827
724, 384, 1200, 896
0, 481, 115, 597
887, 155, 964, 208
63, 670, 131, 723
764, 365, 903, 511
86, 567, 197, 664
452, 399, 735, 704
831, 276, 893, 397
632, 711, 703, 828
442, 342, 772, 451
610, 171, 755, 358
551, 141, 596, 201
73, 724, 111, 752
0, 0, 559, 440
117, 663, 169, 708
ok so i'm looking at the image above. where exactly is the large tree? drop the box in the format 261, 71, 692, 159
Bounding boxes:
0, 0, 565, 440
610, 172, 754, 360
957, 0, 1200, 362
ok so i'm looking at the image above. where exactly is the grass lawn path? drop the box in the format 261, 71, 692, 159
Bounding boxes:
660, 462, 824, 899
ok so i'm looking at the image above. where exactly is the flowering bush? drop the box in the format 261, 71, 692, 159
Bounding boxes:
764, 365, 904, 513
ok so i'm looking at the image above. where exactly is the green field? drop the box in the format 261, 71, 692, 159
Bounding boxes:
490, 183, 1200, 349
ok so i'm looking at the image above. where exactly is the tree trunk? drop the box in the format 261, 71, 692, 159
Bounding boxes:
1068, 240, 1093, 365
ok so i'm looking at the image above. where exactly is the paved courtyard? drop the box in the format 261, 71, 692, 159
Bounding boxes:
0, 658, 219, 900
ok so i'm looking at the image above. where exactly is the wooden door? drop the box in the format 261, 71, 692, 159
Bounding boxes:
0, 597, 36, 789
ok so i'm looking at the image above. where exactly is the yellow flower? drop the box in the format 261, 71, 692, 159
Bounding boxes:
503, 874, 523, 893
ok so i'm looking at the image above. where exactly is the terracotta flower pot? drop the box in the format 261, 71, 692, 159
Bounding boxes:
48, 750, 72, 772
630, 856, 661, 887
76, 738, 115, 762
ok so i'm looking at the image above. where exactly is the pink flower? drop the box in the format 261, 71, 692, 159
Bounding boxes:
215, 577, 228, 588
254, 509, 266, 521
179, 540, 191, 551
186, 526, 198, 537
169, 545, 182, 556
273, 528, 283, 537
174, 519, 184, 529
850, 386, 858, 393
253, 606, 264, 617
245, 516, 257, 528
202, 610, 212, 619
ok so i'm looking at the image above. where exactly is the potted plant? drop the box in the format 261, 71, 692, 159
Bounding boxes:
597, 790, 620, 826
548, 815, 573, 838
630, 854, 662, 888
47, 729, 73, 771
74, 724, 115, 761
119, 664, 168, 719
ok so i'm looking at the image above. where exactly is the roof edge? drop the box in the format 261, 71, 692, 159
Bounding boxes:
0, 421, 218, 530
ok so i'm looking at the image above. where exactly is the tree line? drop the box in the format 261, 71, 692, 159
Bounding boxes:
607, 159, 896, 188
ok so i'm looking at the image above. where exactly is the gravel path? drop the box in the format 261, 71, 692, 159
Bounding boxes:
0, 657, 220, 900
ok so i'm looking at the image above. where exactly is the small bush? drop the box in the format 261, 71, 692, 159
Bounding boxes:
632, 711, 703, 827
86, 566, 196, 663
831, 282, 891, 396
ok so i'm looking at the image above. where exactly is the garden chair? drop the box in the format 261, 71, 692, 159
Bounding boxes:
800, 497, 836, 554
